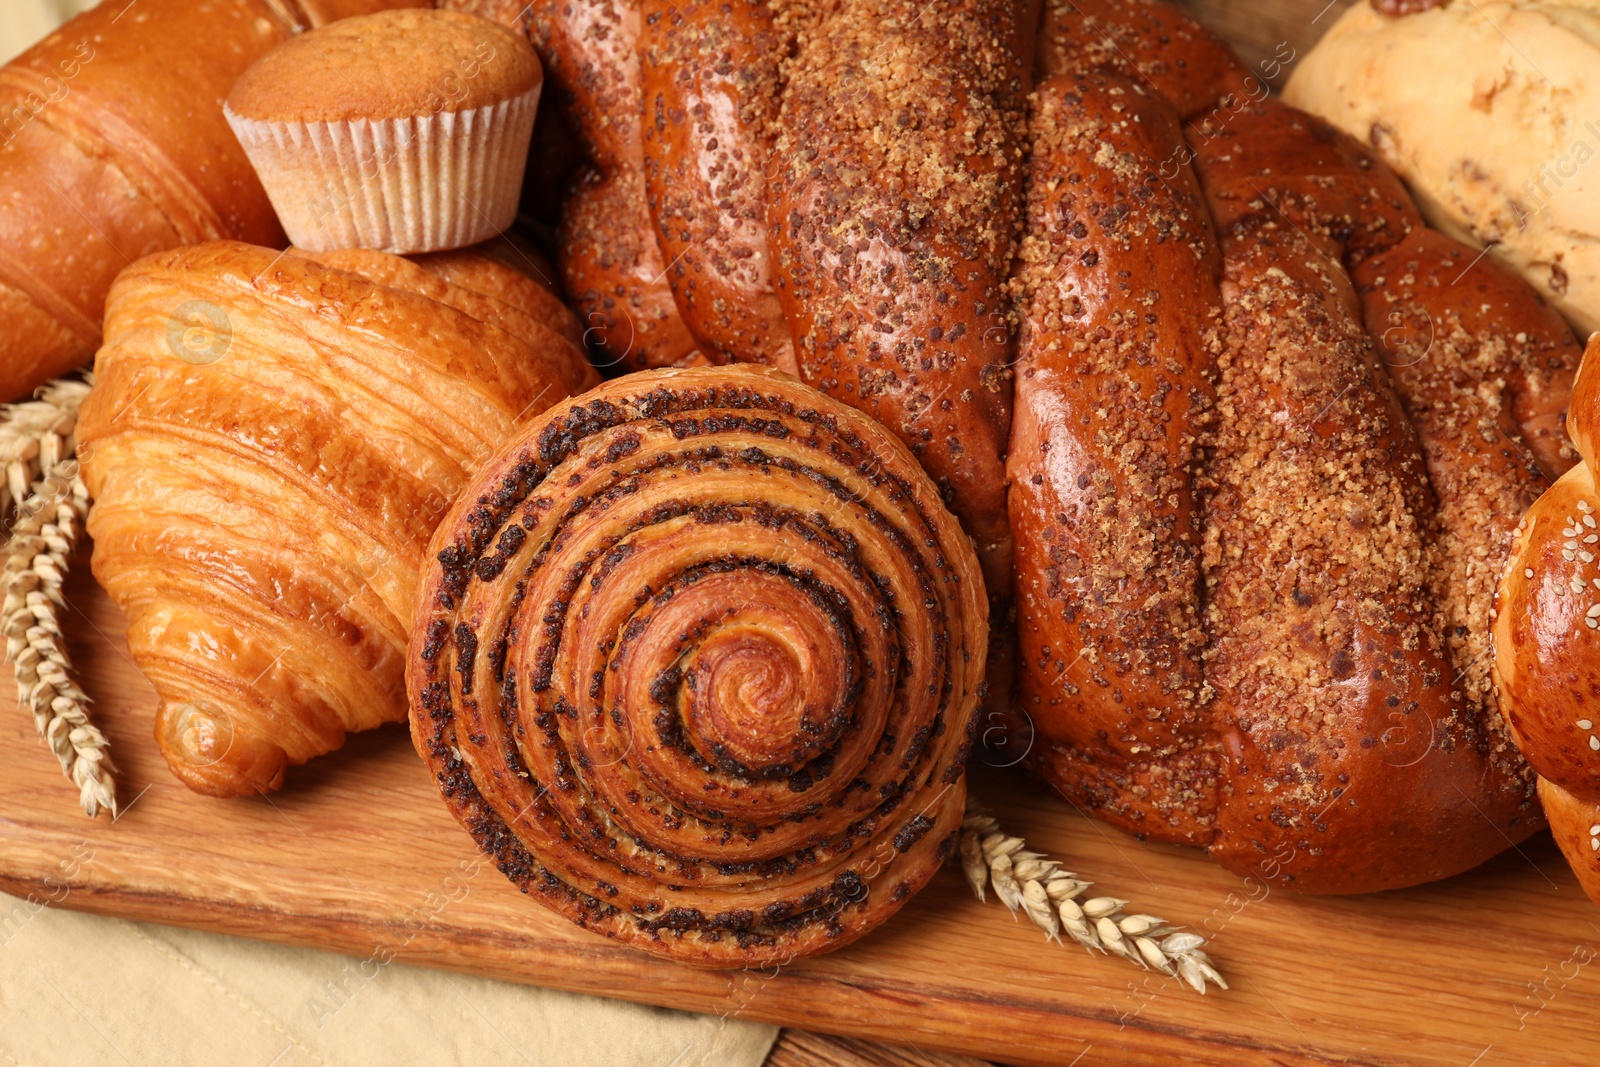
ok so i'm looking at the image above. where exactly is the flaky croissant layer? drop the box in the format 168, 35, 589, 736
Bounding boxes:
408, 365, 987, 966
79, 240, 593, 797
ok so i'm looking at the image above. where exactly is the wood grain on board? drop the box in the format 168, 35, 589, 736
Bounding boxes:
766, 1030, 992, 1067
2, 549, 1598, 1067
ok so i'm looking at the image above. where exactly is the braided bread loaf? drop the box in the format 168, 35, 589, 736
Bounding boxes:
1010, 0, 1580, 892
0, 0, 426, 403
408, 365, 986, 965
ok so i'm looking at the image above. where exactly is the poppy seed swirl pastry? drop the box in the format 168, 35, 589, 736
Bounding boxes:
406, 365, 987, 966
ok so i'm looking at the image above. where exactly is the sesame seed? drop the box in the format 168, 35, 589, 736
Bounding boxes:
1566, 540, 1581, 550
1580, 720, 1595, 729
1525, 567, 1536, 578
1584, 617, 1596, 629
1586, 515, 1596, 529
1593, 838, 1600, 852
1584, 604, 1599, 618
1591, 735, 1600, 751
1564, 550, 1577, 561
1582, 501, 1594, 513
1591, 824, 1600, 835
1573, 580, 1587, 593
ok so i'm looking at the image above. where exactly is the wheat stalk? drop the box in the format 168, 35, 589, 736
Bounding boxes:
0, 374, 112, 818
960, 798, 1226, 993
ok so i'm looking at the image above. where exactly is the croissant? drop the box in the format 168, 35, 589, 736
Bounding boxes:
78, 240, 596, 797
407, 365, 987, 966
1496, 341, 1600, 906
1009, 0, 1580, 892
0, 0, 425, 403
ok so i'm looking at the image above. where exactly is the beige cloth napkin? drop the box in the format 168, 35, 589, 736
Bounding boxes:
0, 893, 777, 1067
0, 6, 776, 1066
0, 0, 95, 63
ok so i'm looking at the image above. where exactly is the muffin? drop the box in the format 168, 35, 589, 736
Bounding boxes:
224, 9, 541, 253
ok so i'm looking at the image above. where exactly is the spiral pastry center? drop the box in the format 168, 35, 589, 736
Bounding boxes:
666, 574, 857, 778
689, 633, 813, 772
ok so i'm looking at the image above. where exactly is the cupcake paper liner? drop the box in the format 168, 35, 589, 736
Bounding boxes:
226, 86, 540, 254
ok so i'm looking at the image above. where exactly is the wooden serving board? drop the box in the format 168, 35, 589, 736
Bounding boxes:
0, 7, 1578, 1062
3, 546, 1599, 1067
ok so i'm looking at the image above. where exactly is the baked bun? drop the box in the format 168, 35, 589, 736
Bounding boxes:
1285, 0, 1600, 334
1496, 337, 1600, 906
408, 365, 987, 966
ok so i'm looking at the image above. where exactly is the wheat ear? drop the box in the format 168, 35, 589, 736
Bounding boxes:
960, 798, 1226, 993
0, 375, 112, 817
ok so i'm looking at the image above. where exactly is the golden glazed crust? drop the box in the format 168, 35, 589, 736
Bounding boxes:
1496, 345, 1600, 906
78, 241, 591, 797
501, 0, 703, 371
1013, 0, 1579, 893
638, 0, 796, 373
226, 9, 541, 123
407, 365, 987, 966
1009, 73, 1223, 846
